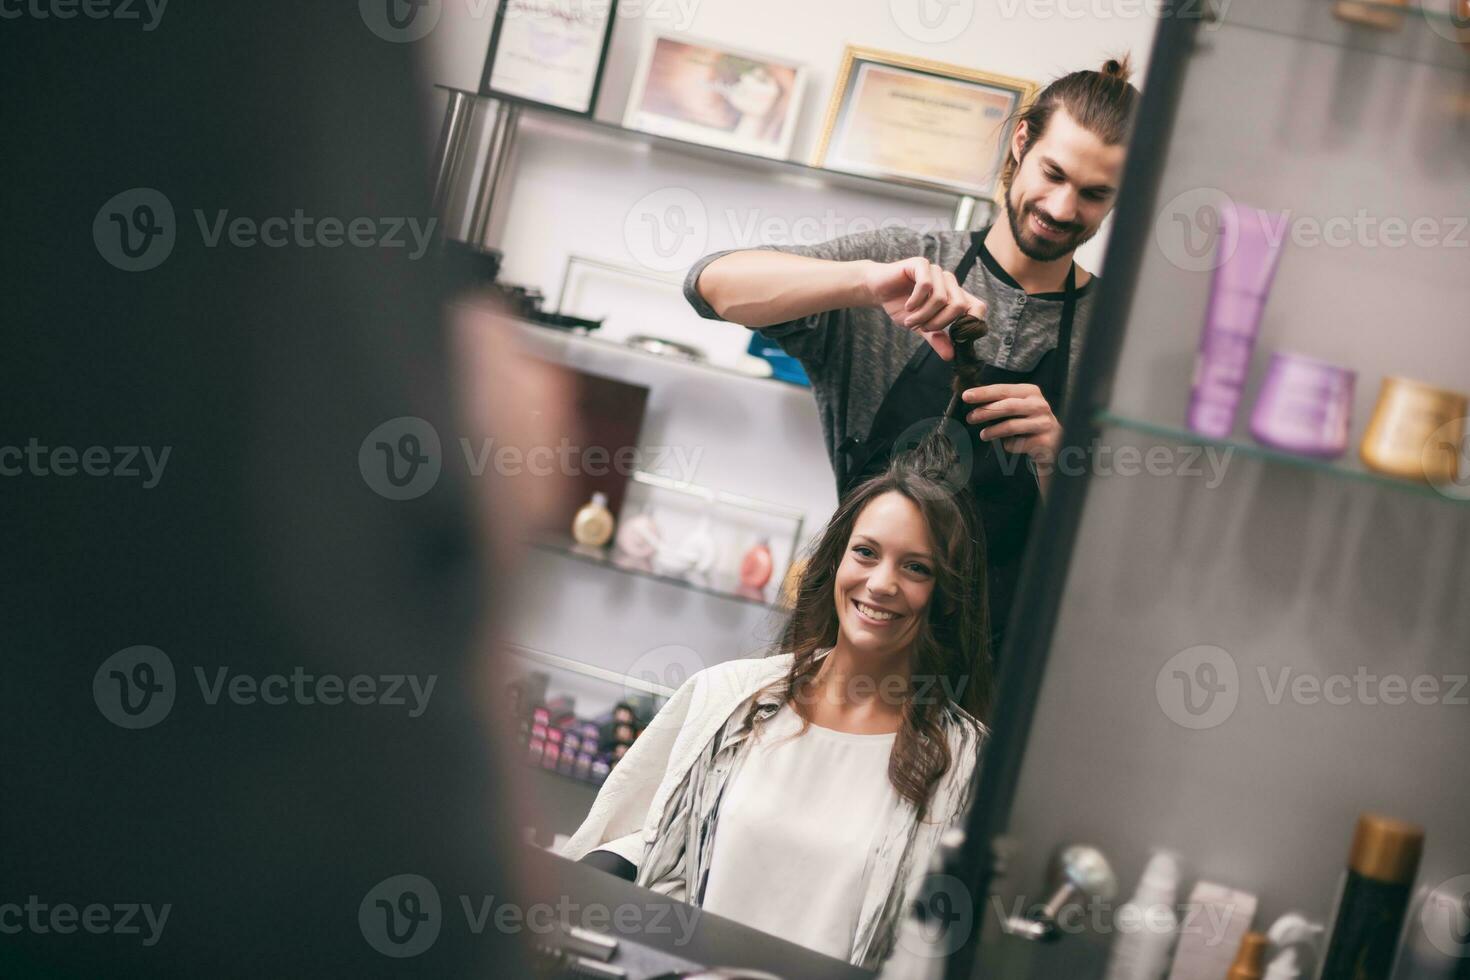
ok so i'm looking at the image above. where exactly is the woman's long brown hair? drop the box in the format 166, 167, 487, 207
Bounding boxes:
743, 433, 991, 821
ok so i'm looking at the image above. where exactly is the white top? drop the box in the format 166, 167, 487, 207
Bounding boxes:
700, 703, 901, 961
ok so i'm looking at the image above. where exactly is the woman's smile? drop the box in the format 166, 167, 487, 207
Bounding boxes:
852, 598, 903, 625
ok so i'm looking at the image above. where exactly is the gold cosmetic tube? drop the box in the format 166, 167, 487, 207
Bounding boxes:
1333, 0, 1408, 30
1360, 376, 1468, 483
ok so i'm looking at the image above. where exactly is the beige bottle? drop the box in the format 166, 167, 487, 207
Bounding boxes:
1333, 0, 1408, 30
572, 492, 615, 547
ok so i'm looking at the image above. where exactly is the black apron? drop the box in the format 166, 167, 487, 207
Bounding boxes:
836, 231, 1077, 652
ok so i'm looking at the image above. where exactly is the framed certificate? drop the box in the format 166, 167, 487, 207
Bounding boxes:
813, 47, 1037, 199
479, 0, 619, 115
623, 35, 807, 160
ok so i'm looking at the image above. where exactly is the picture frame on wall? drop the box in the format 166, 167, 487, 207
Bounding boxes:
479, 0, 619, 115
623, 35, 807, 160
812, 46, 1037, 199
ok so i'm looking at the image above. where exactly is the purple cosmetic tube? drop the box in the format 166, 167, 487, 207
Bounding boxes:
1187, 202, 1287, 439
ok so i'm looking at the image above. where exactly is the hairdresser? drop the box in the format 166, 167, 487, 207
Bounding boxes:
686, 58, 1140, 650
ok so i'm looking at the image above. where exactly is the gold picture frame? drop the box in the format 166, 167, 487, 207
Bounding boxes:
812, 46, 1038, 202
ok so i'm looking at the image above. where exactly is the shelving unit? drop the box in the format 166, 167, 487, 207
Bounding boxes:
530, 535, 781, 609
515, 316, 795, 388
961, 2, 1470, 977
506, 644, 668, 842
1226, 0, 1469, 69
526, 468, 802, 610
506, 643, 678, 700
1098, 411, 1470, 506
432, 84, 975, 212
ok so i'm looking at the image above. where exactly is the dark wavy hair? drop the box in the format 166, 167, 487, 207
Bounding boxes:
743, 433, 990, 820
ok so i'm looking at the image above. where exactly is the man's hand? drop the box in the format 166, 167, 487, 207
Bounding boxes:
863, 257, 987, 362
963, 383, 1062, 473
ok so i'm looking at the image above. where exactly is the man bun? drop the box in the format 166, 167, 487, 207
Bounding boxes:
1101, 54, 1135, 84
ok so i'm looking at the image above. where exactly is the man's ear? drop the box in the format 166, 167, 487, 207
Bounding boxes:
1009, 120, 1029, 170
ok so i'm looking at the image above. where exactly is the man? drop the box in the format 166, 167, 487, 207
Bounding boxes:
685, 58, 1141, 650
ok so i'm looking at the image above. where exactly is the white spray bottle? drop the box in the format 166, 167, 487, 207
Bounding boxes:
1103, 851, 1182, 980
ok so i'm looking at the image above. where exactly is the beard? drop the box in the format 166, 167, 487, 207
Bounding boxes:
1005, 182, 1098, 263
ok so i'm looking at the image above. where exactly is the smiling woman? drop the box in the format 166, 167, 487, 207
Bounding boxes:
563, 431, 991, 968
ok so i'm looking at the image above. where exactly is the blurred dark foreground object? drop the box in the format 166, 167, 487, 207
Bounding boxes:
1, 5, 530, 977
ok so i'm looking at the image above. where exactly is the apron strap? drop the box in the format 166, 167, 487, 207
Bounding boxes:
953, 230, 986, 285
956, 230, 1078, 418
1048, 262, 1079, 419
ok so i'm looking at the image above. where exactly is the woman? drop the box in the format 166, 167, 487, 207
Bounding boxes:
561, 438, 990, 968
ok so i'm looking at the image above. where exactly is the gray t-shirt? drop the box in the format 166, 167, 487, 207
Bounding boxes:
682, 229, 1098, 472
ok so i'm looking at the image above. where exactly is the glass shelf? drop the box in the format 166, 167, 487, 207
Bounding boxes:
434, 85, 972, 210
1219, 0, 1470, 70
506, 643, 677, 701
530, 533, 783, 609
512, 315, 806, 389
1096, 411, 1470, 506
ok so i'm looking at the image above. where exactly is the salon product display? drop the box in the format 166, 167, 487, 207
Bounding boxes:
1188, 201, 1286, 440
1102, 851, 1182, 980
1165, 881, 1257, 980
613, 511, 661, 561
516, 679, 649, 788
739, 539, 774, 590
1319, 813, 1424, 980
1359, 377, 1467, 485
651, 511, 718, 577
573, 492, 616, 547
1249, 353, 1356, 459
599, 472, 802, 600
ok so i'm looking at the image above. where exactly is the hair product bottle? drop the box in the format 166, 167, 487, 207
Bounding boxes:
1332, 0, 1408, 30
1102, 852, 1182, 980
1227, 932, 1269, 980
739, 539, 774, 589
1187, 202, 1287, 440
1359, 378, 1467, 484
572, 492, 615, 547
1319, 814, 1425, 980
